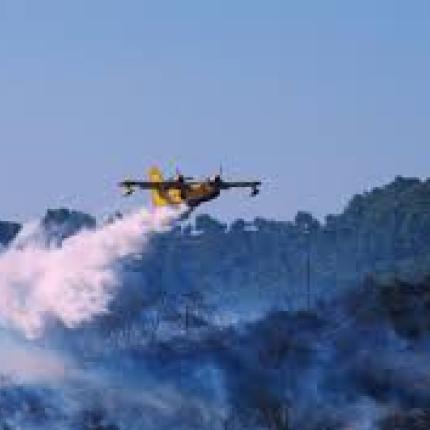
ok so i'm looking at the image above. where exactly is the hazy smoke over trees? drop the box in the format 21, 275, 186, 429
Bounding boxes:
0, 177, 429, 429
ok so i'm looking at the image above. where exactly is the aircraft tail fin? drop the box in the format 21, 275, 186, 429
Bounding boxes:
148, 166, 184, 207
148, 166, 169, 206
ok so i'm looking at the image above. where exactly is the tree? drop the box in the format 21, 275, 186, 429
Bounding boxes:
195, 214, 227, 234
230, 218, 246, 234
179, 290, 213, 335
294, 211, 319, 233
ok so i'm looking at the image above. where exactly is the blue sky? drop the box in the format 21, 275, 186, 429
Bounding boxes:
0, 1, 429, 222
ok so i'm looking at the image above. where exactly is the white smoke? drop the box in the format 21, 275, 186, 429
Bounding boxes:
0, 331, 71, 384
0, 206, 182, 339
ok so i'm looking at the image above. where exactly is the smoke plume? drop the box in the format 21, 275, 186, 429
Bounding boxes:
0, 206, 181, 338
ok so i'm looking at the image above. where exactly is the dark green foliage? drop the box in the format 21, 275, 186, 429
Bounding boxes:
374, 278, 430, 339
151, 176, 430, 311
195, 214, 227, 234
379, 409, 430, 430
79, 410, 119, 430
42, 208, 96, 242
0, 222, 21, 246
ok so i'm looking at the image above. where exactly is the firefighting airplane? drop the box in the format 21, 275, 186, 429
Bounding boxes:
119, 167, 261, 210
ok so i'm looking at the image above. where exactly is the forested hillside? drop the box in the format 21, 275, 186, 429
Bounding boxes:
1, 176, 430, 429
123, 176, 430, 320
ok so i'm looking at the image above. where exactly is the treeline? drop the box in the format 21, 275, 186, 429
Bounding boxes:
135, 176, 430, 315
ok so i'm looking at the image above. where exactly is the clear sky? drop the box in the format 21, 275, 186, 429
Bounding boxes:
0, 1, 429, 222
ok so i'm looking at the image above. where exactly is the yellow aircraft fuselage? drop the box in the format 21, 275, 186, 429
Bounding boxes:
149, 167, 220, 208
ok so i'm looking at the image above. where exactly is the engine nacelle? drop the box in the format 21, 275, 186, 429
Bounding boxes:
122, 185, 135, 196
250, 186, 260, 197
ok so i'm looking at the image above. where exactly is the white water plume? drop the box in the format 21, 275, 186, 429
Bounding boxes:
0, 206, 182, 338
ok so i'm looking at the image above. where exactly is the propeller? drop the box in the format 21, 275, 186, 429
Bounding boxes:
174, 168, 193, 181
212, 165, 223, 184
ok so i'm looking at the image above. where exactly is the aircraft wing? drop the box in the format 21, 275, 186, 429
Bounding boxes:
119, 180, 182, 189
220, 181, 262, 189
217, 180, 262, 196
